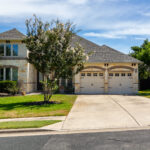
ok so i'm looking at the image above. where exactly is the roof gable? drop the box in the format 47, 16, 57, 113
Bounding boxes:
0, 28, 25, 40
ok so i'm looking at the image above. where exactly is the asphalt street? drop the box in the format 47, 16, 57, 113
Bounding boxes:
1, 129, 150, 150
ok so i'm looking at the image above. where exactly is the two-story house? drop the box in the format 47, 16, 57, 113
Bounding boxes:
0, 28, 141, 94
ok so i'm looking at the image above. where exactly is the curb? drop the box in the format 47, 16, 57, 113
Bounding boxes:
0, 128, 53, 134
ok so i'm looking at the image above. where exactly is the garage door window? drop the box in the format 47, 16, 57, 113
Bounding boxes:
121, 73, 125, 76
115, 73, 119, 76
87, 73, 91, 76
128, 73, 132, 76
109, 73, 113, 76
81, 73, 85, 76
99, 73, 103, 76
93, 73, 97, 76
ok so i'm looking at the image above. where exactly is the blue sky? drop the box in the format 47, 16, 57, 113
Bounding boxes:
0, 0, 150, 54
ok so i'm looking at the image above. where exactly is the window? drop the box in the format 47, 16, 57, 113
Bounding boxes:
121, 73, 125, 76
99, 73, 103, 76
0, 44, 18, 56
128, 73, 132, 76
93, 73, 97, 76
0, 67, 18, 81
6, 68, 11, 80
115, 73, 119, 76
12, 68, 18, 81
0, 68, 3, 81
6, 44, 11, 56
13, 44, 18, 56
0, 44, 4, 56
61, 79, 66, 86
87, 73, 91, 76
132, 63, 136, 66
81, 73, 85, 76
104, 63, 109, 67
109, 73, 113, 76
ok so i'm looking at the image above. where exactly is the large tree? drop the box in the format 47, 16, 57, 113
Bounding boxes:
25, 16, 88, 102
130, 39, 150, 79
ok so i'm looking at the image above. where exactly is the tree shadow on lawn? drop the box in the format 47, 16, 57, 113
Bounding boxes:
0, 101, 62, 111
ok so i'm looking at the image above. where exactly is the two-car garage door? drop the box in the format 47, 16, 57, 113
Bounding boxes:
80, 72, 133, 94
80, 72, 104, 94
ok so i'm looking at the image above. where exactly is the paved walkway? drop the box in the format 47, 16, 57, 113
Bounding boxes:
0, 116, 66, 122
62, 95, 150, 131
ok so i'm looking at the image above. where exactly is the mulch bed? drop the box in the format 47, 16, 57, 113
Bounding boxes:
25, 101, 62, 106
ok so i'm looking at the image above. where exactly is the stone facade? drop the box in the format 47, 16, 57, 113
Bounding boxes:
0, 40, 37, 93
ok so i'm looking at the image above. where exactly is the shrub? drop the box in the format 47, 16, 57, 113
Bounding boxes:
0, 80, 19, 95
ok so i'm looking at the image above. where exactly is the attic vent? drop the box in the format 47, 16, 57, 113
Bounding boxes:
132, 63, 136, 66
104, 63, 109, 67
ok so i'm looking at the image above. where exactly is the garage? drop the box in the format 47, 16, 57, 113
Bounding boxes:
80, 72, 104, 94
108, 72, 133, 94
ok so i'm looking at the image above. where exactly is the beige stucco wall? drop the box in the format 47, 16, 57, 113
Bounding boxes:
74, 62, 139, 94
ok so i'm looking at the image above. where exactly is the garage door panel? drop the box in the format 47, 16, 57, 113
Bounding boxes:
108, 72, 133, 94
80, 72, 104, 94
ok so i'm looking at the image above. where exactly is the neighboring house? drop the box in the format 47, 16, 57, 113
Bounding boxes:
0, 28, 141, 94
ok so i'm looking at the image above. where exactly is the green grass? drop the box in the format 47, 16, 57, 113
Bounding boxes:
138, 89, 150, 98
0, 120, 61, 129
0, 94, 77, 119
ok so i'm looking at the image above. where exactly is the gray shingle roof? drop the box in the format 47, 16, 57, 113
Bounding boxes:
0, 28, 25, 40
0, 28, 141, 63
72, 35, 141, 63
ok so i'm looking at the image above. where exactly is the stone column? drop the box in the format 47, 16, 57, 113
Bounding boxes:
133, 66, 139, 94
74, 73, 80, 94
104, 69, 108, 93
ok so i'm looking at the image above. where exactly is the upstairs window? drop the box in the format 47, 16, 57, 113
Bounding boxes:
0, 44, 4, 56
0, 44, 18, 56
13, 44, 18, 56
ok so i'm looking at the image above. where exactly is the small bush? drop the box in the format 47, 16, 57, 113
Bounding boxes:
0, 81, 19, 95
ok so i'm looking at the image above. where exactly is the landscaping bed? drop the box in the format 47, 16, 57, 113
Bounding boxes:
0, 94, 77, 119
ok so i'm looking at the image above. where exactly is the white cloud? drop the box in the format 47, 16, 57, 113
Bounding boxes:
84, 32, 125, 39
0, 0, 149, 40
135, 37, 146, 40
68, 0, 88, 5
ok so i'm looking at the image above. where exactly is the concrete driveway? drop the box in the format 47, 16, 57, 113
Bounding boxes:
62, 95, 150, 131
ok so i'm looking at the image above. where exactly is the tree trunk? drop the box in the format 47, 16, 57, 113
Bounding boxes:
43, 74, 53, 102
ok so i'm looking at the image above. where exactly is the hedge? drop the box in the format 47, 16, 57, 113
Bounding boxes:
0, 80, 19, 95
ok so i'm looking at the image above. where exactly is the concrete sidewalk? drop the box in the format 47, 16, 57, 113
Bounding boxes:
0, 116, 66, 122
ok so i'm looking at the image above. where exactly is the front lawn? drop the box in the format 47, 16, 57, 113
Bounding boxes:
0, 94, 77, 119
138, 90, 150, 98
0, 120, 61, 129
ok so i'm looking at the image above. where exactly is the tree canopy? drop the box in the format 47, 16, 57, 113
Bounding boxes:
25, 15, 88, 102
130, 39, 150, 79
